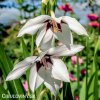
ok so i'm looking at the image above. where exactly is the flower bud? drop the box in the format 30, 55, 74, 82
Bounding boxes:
42, 0, 49, 5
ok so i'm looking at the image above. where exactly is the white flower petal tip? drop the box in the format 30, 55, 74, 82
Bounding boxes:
62, 16, 88, 36
48, 45, 84, 57
6, 72, 18, 81
29, 66, 44, 93
6, 66, 28, 81
6, 76, 11, 81
17, 34, 22, 37
52, 59, 70, 82
6, 56, 37, 81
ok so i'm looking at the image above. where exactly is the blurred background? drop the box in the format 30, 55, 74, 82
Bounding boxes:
0, 0, 100, 100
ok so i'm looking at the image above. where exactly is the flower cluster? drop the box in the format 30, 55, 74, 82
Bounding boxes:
87, 13, 100, 28
59, 3, 73, 13
6, 14, 88, 95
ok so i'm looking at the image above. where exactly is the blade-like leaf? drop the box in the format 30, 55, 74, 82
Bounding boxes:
0, 84, 9, 100
0, 44, 25, 100
21, 38, 29, 58
88, 38, 100, 100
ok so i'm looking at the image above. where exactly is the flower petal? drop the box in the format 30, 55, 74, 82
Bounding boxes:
29, 65, 44, 93
71, 32, 73, 44
56, 23, 72, 48
54, 80, 61, 90
37, 62, 61, 95
39, 29, 55, 51
6, 65, 29, 81
36, 27, 46, 47
62, 16, 88, 36
44, 82, 57, 96
42, 28, 53, 44
40, 39, 52, 51
20, 15, 51, 31
18, 23, 44, 37
14, 56, 37, 70
38, 65, 53, 83
38, 64, 56, 91
6, 56, 37, 81
48, 45, 84, 57
52, 58, 70, 82
18, 15, 51, 37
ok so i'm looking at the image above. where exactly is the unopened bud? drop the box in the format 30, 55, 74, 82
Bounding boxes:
42, 0, 49, 5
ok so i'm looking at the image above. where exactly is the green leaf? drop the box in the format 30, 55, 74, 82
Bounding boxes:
0, 84, 10, 100
79, 78, 86, 100
21, 38, 33, 99
0, 44, 25, 100
88, 37, 100, 100
64, 83, 73, 100
21, 38, 29, 58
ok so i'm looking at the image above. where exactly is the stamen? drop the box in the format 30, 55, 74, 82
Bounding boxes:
46, 20, 62, 33
51, 20, 62, 33
36, 55, 53, 72
41, 57, 48, 69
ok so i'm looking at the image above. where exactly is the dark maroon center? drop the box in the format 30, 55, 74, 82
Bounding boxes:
45, 20, 62, 33
36, 54, 53, 72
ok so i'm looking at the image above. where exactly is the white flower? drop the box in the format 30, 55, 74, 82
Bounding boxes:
6, 44, 84, 95
18, 15, 88, 48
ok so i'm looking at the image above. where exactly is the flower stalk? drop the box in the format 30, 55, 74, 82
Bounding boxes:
77, 54, 80, 98
85, 37, 89, 100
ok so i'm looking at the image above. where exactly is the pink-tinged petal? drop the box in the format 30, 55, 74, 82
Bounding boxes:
71, 55, 84, 65
52, 58, 70, 82
89, 21, 100, 28
71, 55, 77, 65
79, 58, 84, 64
48, 45, 84, 57
87, 14, 99, 21
75, 96, 79, 100
69, 73, 77, 82
62, 16, 88, 36
23, 81, 29, 92
29, 65, 44, 93
59, 3, 73, 13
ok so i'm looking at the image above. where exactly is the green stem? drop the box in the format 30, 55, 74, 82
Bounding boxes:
86, 37, 88, 100
77, 55, 80, 98
41, 3, 46, 14
31, 35, 34, 55
37, 89, 48, 100
50, 0, 57, 12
